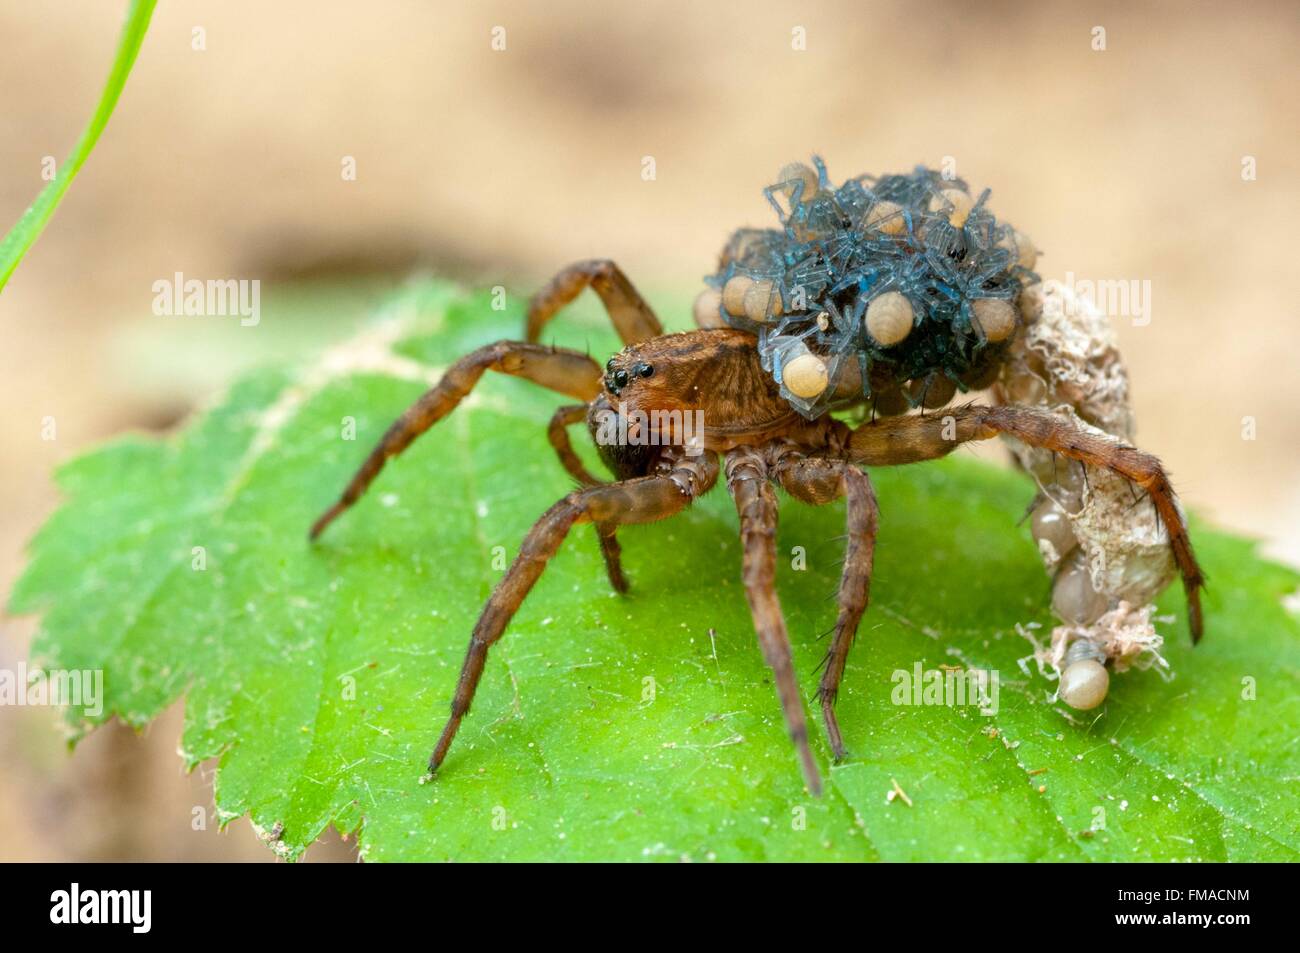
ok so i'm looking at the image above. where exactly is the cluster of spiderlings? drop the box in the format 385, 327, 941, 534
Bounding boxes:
697, 158, 1040, 418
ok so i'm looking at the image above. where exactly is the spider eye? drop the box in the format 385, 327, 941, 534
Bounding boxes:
606, 357, 618, 371
613, 369, 629, 388
635, 363, 654, 378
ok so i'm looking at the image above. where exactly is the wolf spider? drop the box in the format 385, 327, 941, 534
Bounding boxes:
310, 259, 1203, 795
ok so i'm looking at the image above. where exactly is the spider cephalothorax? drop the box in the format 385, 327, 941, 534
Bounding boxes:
309, 164, 1203, 796
599, 330, 808, 442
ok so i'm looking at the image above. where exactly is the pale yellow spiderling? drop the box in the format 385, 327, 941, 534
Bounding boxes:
722, 274, 753, 315
1059, 659, 1109, 710
743, 279, 782, 322
693, 287, 725, 329
929, 188, 973, 228
783, 351, 829, 399
776, 162, 819, 204
971, 297, 1017, 342
865, 291, 914, 346
865, 199, 906, 235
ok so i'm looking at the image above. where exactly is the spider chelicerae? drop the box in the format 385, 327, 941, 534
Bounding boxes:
309, 163, 1203, 794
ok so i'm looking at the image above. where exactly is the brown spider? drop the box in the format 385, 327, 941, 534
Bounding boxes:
309, 259, 1204, 795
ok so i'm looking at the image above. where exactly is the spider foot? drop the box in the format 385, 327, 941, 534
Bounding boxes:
429, 714, 462, 774
819, 690, 848, 762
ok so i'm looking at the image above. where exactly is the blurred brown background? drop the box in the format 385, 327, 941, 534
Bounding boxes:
1, 0, 1297, 860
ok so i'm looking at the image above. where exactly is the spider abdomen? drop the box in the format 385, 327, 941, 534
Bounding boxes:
700, 160, 1040, 418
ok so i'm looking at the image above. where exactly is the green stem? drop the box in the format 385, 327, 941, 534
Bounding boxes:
0, 0, 157, 293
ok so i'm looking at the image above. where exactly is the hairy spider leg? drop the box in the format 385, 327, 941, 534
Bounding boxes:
525, 260, 666, 588
773, 452, 879, 761
526, 259, 664, 347
309, 341, 601, 540
547, 404, 602, 486
725, 447, 823, 796
547, 403, 627, 592
846, 403, 1205, 643
430, 450, 720, 773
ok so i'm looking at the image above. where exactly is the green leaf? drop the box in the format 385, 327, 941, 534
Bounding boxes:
11, 279, 1300, 861
0, 0, 156, 292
